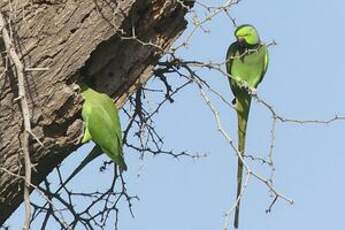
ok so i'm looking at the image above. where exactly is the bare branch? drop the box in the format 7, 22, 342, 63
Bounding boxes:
0, 12, 33, 230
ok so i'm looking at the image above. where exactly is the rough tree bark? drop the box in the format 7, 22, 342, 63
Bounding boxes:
0, 0, 193, 224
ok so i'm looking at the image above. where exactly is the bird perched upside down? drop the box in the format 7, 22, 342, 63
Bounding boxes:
226, 24, 269, 229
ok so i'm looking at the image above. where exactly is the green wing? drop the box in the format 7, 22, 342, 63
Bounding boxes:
255, 45, 269, 88
226, 43, 268, 92
226, 43, 240, 98
81, 87, 127, 171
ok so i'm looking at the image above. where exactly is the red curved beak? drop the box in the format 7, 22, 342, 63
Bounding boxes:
237, 37, 245, 44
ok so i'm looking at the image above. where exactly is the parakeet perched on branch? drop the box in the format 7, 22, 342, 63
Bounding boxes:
226, 24, 269, 229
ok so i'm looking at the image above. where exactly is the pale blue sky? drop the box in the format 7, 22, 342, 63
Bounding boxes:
6, 1, 345, 229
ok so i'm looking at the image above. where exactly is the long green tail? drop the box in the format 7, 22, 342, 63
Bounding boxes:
234, 95, 251, 229
55, 145, 103, 194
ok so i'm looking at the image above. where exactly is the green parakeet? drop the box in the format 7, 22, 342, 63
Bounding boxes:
80, 84, 127, 172
226, 24, 269, 229
50, 84, 127, 198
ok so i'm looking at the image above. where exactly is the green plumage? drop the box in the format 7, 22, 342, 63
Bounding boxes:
226, 24, 269, 229
48, 84, 127, 201
81, 85, 127, 171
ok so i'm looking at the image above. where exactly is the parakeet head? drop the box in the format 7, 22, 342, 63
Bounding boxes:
234, 24, 260, 46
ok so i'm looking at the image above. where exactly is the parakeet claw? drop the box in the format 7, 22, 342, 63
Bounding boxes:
81, 123, 92, 144
77, 131, 85, 144
72, 83, 81, 92
239, 82, 257, 96
249, 87, 257, 95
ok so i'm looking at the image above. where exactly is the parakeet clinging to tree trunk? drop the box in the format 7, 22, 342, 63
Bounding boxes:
225, 24, 269, 229
52, 84, 127, 196
80, 84, 127, 172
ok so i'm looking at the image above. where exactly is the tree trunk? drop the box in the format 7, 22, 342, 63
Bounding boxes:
0, 0, 193, 224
